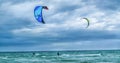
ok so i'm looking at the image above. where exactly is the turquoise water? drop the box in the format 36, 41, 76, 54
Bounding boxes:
0, 50, 120, 63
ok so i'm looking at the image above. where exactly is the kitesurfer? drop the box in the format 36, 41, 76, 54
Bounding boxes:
57, 52, 60, 56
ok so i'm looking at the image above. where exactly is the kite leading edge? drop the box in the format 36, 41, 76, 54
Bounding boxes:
83, 18, 90, 28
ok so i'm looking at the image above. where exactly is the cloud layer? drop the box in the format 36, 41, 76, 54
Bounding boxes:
0, 0, 120, 51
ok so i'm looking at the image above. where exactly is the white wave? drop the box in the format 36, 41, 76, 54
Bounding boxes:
14, 58, 52, 62
41, 56, 46, 57
0, 56, 8, 59
76, 54, 102, 57
35, 53, 40, 56
61, 54, 70, 56
60, 53, 101, 57
97, 62, 114, 63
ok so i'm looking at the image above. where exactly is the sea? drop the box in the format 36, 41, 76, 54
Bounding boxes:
0, 50, 120, 63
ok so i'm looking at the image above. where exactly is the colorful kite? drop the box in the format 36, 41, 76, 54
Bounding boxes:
34, 6, 48, 24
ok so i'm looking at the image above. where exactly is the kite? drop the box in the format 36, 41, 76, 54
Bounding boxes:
34, 6, 90, 28
83, 18, 90, 28
34, 6, 48, 24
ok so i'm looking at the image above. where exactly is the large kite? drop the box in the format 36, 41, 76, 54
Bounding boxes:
34, 6, 48, 24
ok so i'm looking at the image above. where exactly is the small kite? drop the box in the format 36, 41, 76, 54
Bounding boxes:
34, 6, 48, 24
83, 18, 90, 28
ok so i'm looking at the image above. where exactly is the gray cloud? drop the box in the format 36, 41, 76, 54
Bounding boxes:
0, 0, 120, 51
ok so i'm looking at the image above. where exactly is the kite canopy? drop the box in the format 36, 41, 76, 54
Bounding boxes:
83, 18, 90, 28
34, 6, 48, 24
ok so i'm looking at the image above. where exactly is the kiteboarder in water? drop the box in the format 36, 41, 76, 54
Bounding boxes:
57, 52, 60, 56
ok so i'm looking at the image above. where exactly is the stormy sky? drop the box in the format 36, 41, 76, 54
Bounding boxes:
0, 0, 120, 51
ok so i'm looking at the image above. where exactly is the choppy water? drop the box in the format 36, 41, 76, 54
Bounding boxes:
0, 50, 120, 63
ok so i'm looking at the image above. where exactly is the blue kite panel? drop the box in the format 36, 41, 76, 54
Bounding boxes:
34, 6, 45, 24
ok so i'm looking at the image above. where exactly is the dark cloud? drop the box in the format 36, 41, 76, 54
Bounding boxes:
0, 0, 31, 4
95, 0, 120, 10
82, 0, 120, 11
